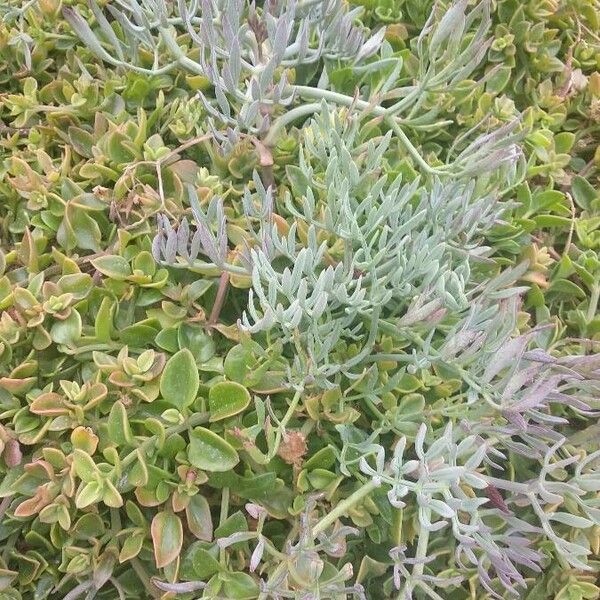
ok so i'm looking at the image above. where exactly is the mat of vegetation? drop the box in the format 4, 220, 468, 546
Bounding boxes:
0, 0, 600, 598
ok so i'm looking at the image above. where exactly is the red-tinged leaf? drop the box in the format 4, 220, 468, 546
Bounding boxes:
186, 494, 213, 541
29, 393, 67, 416
484, 485, 511, 514
151, 510, 183, 568
14, 495, 45, 518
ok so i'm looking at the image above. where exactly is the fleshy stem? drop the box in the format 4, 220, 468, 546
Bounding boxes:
74, 18, 448, 179
121, 411, 210, 469
165, 258, 249, 277
130, 558, 161, 599
417, 580, 446, 600
266, 86, 447, 176
311, 479, 380, 536
297, 87, 447, 174
586, 284, 599, 323
219, 487, 230, 566
294, 84, 387, 115
386, 117, 447, 175
62, 581, 94, 600
265, 386, 305, 462
208, 271, 230, 326
159, 27, 205, 75
263, 102, 322, 146
399, 508, 431, 599
0, 496, 12, 522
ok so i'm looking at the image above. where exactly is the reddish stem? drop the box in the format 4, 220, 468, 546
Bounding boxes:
208, 271, 230, 326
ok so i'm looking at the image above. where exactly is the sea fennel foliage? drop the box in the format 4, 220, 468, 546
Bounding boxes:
151, 114, 600, 597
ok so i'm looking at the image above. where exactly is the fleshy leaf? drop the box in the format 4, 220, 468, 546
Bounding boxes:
160, 349, 200, 409
188, 427, 239, 472
208, 381, 251, 422
151, 510, 183, 568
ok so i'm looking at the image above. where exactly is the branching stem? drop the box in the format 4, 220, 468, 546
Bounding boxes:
121, 411, 210, 469
266, 386, 305, 462
312, 479, 379, 536
264, 102, 322, 146
219, 487, 230, 566
399, 509, 431, 598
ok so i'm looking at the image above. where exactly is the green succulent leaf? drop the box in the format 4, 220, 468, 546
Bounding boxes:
160, 349, 200, 409
572, 176, 598, 211
72, 449, 98, 483
3, 0, 600, 597
50, 310, 82, 345
186, 494, 213, 541
220, 571, 260, 600
107, 400, 134, 447
91, 255, 132, 281
188, 427, 239, 472
208, 381, 251, 422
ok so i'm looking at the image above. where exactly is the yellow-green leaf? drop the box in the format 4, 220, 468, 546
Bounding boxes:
208, 381, 251, 422
90, 255, 132, 281
107, 400, 134, 447
186, 494, 213, 541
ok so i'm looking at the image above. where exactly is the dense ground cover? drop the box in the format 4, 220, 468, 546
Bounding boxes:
0, 0, 600, 598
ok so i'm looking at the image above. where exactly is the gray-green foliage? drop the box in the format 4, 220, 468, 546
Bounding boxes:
156, 185, 600, 596
151, 102, 600, 600
64, 0, 524, 174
